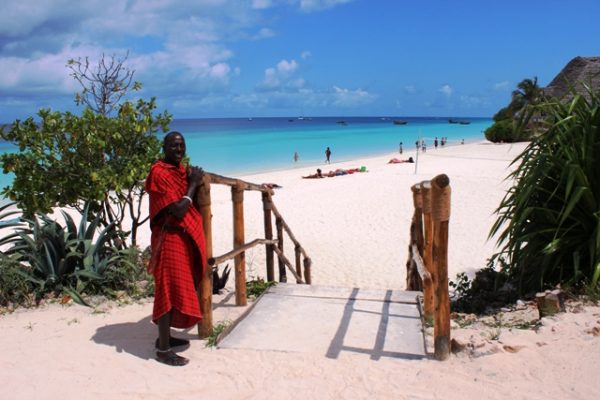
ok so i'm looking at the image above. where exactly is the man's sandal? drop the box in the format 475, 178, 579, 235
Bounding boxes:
155, 337, 190, 349
155, 349, 189, 366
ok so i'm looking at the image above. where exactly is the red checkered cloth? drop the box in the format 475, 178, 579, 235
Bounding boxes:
146, 160, 207, 329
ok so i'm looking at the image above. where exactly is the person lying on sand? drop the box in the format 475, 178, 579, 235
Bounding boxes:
302, 168, 324, 179
388, 156, 414, 164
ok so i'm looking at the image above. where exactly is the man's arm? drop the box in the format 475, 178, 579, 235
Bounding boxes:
168, 166, 204, 219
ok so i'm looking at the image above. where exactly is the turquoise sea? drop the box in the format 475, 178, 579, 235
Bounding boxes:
170, 116, 491, 176
0, 116, 491, 188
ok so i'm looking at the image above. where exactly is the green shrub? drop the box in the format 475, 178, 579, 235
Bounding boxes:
485, 119, 515, 142
490, 88, 600, 294
0, 203, 142, 305
246, 278, 276, 299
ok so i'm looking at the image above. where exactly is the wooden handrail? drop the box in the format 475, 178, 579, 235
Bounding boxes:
270, 200, 311, 261
205, 172, 275, 193
195, 171, 311, 339
411, 243, 432, 285
208, 238, 278, 266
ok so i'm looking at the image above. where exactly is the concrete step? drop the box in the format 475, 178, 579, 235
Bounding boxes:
218, 283, 427, 360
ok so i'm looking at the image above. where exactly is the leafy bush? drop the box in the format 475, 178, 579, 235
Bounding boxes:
484, 119, 531, 143
0, 100, 170, 247
0, 205, 153, 304
450, 258, 517, 314
490, 87, 600, 294
246, 278, 276, 299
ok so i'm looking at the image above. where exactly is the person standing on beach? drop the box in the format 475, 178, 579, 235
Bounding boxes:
294, 151, 299, 163
325, 147, 331, 164
399, 142, 403, 154
145, 131, 207, 367
434, 137, 438, 149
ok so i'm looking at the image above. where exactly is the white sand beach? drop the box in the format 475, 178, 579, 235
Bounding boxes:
1, 141, 599, 400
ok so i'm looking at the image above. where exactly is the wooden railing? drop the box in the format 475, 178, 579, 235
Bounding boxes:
405, 174, 451, 360
195, 172, 312, 338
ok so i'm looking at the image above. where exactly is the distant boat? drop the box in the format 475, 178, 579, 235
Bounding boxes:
336, 120, 347, 125
448, 119, 470, 125
393, 119, 407, 125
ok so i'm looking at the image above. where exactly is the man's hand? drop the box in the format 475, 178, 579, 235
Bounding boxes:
188, 166, 204, 186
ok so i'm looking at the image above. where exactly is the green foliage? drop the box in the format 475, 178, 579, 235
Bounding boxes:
493, 107, 513, 122
205, 321, 231, 348
246, 277, 276, 299
0, 98, 171, 246
0, 204, 134, 306
450, 258, 517, 314
490, 87, 600, 294
484, 119, 531, 143
487, 77, 544, 143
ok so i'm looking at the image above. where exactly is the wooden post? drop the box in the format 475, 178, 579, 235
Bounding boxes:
262, 191, 275, 282
407, 184, 424, 290
303, 257, 312, 284
276, 217, 287, 282
196, 174, 213, 338
294, 245, 302, 283
421, 181, 434, 320
431, 174, 451, 361
232, 181, 247, 306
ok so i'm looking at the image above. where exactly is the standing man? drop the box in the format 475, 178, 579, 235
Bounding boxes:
146, 131, 207, 367
399, 142, 403, 154
325, 146, 332, 164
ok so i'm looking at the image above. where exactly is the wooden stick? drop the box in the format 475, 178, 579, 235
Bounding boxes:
303, 257, 312, 284
232, 182, 247, 306
196, 175, 213, 338
295, 246, 302, 283
270, 202, 310, 260
276, 217, 287, 282
431, 174, 451, 361
411, 243, 432, 285
420, 181, 434, 320
273, 246, 303, 283
262, 191, 275, 281
206, 172, 274, 193
208, 238, 278, 266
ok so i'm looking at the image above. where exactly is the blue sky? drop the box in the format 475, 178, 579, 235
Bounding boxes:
1, 0, 599, 122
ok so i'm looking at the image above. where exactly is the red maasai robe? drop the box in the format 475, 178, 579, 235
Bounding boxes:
145, 160, 207, 329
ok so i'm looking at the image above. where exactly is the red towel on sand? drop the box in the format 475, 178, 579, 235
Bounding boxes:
146, 160, 207, 329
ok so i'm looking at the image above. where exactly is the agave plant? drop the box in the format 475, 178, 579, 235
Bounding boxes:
490, 85, 600, 293
1, 202, 128, 304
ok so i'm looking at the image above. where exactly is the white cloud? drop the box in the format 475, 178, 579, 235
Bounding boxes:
332, 86, 376, 107
260, 59, 300, 90
439, 84, 453, 97
252, 0, 273, 9
299, 0, 354, 12
253, 28, 276, 40
494, 81, 510, 90
301, 51, 312, 60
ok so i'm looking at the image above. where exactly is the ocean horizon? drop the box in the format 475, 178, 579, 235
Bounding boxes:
0, 116, 492, 190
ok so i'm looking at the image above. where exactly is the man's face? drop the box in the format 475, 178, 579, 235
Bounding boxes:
164, 134, 186, 165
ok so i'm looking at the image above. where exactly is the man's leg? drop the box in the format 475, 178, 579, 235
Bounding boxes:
156, 310, 189, 366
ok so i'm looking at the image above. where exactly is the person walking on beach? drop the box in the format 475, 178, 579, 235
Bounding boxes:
325, 147, 331, 164
399, 142, 403, 154
145, 131, 207, 367
293, 151, 299, 163
434, 137, 438, 149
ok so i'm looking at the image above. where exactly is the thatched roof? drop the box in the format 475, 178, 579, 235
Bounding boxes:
543, 56, 600, 100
